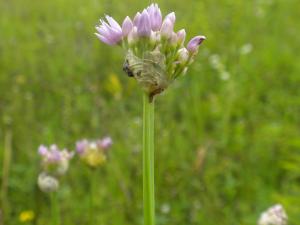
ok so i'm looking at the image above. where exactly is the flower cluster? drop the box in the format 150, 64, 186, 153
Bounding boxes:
37, 145, 74, 192
95, 3, 206, 101
76, 137, 113, 168
258, 204, 288, 225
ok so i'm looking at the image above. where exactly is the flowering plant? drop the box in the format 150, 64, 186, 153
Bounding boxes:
95, 3, 206, 225
95, 3, 205, 101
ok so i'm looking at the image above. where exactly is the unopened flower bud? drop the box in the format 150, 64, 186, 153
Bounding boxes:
178, 48, 189, 64
122, 16, 133, 37
165, 12, 176, 24
137, 10, 151, 37
38, 173, 59, 193
133, 12, 141, 26
177, 29, 186, 45
147, 3, 162, 31
160, 18, 174, 39
187, 35, 206, 53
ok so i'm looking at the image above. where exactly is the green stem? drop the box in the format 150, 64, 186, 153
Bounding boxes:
50, 192, 60, 225
143, 93, 155, 225
1, 130, 12, 225
89, 169, 97, 224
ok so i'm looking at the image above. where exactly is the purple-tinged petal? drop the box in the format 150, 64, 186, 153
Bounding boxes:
165, 12, 176, 24
95, 18, 123, 45
122, 16, 133, 37
95, 33, 115, 45
133, 12, 141, 26
147, 3, 162, 31
160, 18, 174, 39
137, 10, 151, 37
187, 35, 206, 53
105, 15, 122, 31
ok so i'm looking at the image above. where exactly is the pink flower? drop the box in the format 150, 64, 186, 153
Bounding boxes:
95, 15, 123, 45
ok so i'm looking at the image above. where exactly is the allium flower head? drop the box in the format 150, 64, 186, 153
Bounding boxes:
258, 204, 288, 225
95, 3, 206, 101
38, 144, 73, 176
76, 137, 113, 168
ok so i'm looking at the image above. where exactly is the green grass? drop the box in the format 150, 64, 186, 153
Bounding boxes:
0, 0, 300, 224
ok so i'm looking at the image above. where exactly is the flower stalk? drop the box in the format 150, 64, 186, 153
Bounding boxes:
50, 192, 60, 225
143, 93, 155, 225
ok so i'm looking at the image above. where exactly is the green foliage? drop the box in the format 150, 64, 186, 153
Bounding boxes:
0, 0, 299, 224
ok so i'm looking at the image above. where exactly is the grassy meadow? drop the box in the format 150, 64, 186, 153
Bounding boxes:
0, 0, 300, 224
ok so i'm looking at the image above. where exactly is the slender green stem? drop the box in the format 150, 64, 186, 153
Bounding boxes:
1, 130, 12, 225
50, 192, 60, 225
143, 93, 155, 225
89, 169, 97, 224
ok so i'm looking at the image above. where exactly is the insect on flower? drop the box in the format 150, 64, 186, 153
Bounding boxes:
95, 3, 206, 101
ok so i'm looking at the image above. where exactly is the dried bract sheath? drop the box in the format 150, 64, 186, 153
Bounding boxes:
123, 50, 169, 101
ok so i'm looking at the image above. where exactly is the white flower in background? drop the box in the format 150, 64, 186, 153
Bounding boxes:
37, 172, 59, 193
209, 54, 230, 81
240, 43, 253, 55
258, 204, 288, 225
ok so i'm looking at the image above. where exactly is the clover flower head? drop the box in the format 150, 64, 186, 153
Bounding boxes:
258, 204, 288, 225
76, 137, 113, 168
95, 3, 206, 101
38, 144, 73, 176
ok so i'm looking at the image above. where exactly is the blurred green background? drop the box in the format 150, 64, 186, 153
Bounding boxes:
1, 0, 300, 224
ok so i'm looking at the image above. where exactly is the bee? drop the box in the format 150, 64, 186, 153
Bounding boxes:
123, 59, 134, 77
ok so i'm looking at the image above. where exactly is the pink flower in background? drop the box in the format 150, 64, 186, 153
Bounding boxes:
75, 137, 113, 168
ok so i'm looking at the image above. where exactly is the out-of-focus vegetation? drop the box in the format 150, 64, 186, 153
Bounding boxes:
0, 0, 300, 224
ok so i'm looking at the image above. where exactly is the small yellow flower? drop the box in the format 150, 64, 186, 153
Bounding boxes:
19, 210, 35, 223
83, 149, 107, 168
105, 73, 122, 99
